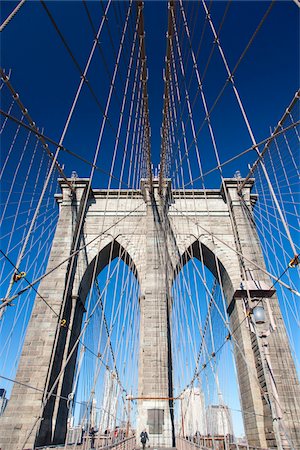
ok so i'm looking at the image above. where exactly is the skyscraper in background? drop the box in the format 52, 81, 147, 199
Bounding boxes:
99, 370, 119, 432
77, 397, 99, 430
206, 405, 233, 438
78, 401, 88, 430
91, 398, 99, 428
181, 387, 207, 436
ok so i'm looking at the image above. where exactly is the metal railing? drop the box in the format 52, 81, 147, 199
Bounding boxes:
176, 436, 269, 450
36, 435, 136, 450
93, 435, 136, 450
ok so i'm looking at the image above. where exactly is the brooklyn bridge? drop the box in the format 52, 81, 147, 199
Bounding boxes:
0, 1, 299, 449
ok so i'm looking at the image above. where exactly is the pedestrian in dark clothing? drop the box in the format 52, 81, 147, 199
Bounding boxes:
89, 426, 96, 449
140, 429, 149, 450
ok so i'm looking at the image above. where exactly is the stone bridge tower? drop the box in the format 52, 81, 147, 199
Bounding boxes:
0, 177, 299, 449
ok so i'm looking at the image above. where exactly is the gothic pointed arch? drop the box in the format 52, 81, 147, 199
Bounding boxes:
174, 237, 234, 305
77, 238, 140, 306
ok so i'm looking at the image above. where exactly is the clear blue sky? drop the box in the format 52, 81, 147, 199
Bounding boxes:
1, 1, 299, 187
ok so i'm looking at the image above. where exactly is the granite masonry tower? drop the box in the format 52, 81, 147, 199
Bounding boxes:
0, 177, 299, 449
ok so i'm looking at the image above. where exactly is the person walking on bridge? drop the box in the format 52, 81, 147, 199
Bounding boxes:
140, 428, 149, 450
89, 426, 96, 449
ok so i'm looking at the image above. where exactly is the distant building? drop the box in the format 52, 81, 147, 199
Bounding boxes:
78, 398, 99, 430
206, 405, 233, 438
0, 389, 8, 416
78, 401, 89, 430
66, 426, 83, 445
91, 398, 99, 428
236, 436, 248, 445
181, 387, 206, 436
99, 370, 119, 432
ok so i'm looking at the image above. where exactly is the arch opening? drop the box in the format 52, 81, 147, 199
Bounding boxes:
171, 240, 244, 442
54, 239, 141, 444
174, 239, 234, 305
78, 239, 140, 307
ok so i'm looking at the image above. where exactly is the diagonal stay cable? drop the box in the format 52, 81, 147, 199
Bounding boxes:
171, 1, 275, 181
0, 245, 129, 387
0, 69, 71, 188
238, 90, 300, 192
0, 375, 127, 425
176, 256, 295, 431
184, 120, 300, 188
0, 199, 145, 310
20, 242, 134, 447
169, 204, 300, 296
40, 0, 115, 132
0, 109, 134, 189
0, 0, 26, 32
1, 1, 134, 318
